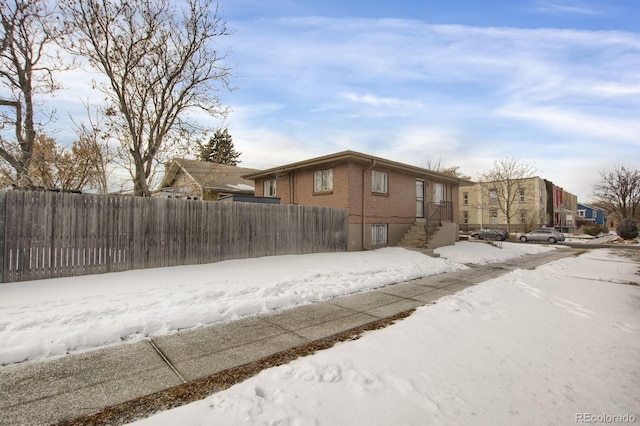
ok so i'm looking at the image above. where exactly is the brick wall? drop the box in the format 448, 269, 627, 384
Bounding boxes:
292, 165, 350, 209
254, 161, 446, 226
360, 165, 416, 225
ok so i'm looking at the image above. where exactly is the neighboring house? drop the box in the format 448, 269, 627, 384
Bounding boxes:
460, 177, 578, 233
547, 182, 578, 232
242, 150, 463, 251
159, 158, 260, 201
577, 203, 607, 227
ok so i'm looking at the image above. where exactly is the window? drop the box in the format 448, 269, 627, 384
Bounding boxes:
519, 188, 525, 203
371, 224, 388, 245
463, 192, 469, 206
416, 180, 425, 218
520, 210, 527, 224
577, 210, 586, 218
372, 171, 388, 193
314, 169, 333, 192
433, 183, 446, 203
489, 189, 498, 204
489, 209, 498, 224
264, 179, 276, 197
463, 211, 469, 224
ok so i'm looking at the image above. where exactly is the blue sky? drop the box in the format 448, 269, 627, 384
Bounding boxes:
57, 0, 639, 200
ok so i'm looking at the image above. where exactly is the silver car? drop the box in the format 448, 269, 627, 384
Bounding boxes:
519, 228, 565, 243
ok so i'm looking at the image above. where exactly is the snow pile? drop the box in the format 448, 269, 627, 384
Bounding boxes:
0, 243, 549, 365
133, 249, 640, 426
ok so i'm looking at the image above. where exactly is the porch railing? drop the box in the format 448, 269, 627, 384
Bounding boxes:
426, 201, 453, 225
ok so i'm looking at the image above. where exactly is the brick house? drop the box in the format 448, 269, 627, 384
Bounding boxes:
242, 150, 463, 251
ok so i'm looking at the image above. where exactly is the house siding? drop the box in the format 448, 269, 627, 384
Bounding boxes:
577, 203, 607, 227
255, 162, 418, 223
169, 169, 203, 199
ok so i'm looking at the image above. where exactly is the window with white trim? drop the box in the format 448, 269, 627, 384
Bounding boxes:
314, 169, 333, 192
520, 210, 527, 223
264, 179, 276, 197
463, 192, 469, 206
462, 211, 469, 224
519, 188, 525, 202
372, 171, 388, 193
433, 183, 446, 203
371, 224, 388, 245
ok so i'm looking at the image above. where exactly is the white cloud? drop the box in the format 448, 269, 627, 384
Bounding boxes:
533, 1, 600, 16
341, 92, 401, 107
496, 104, 640, 144
588, 83, 640, 97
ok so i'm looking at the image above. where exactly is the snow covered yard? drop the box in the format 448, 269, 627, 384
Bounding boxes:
130, 247, 640, 426
0, 241, 552, 366
1, 241, 638, 425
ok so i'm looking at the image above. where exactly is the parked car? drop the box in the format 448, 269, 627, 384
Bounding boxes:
518, 228, 565, 243
470, 228, 509, 241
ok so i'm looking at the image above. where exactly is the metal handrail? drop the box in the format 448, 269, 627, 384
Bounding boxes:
426, 201, 453, 225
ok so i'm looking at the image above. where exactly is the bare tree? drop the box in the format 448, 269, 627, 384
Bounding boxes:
61, 0, 232, 196
424, 157, 471, 179
0, 0, 70, 189
70, 102, 117, 193
479, 157, 536, 234
593, 165, 640, 222
27, 133, 112, 192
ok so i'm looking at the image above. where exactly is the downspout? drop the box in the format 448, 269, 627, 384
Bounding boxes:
362, 159, 376, 250
289, 172, 295, 204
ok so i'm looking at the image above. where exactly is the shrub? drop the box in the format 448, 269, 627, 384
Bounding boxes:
616, 218, 639, 240
583, 225, 604, 237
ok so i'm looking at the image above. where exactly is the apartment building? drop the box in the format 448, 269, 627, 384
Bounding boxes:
460, 177, 577, 233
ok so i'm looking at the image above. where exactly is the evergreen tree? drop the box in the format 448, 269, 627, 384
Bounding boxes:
198, 128, 241, 165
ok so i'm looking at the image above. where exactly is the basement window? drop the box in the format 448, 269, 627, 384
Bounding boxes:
372, 224, 388, 245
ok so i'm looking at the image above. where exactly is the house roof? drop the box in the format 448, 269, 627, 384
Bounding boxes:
242, 150, 462, 185
578, 203, 605, 211
160, 158, 261, 194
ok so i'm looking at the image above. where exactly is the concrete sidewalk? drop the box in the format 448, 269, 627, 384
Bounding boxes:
0, 248, 577, 426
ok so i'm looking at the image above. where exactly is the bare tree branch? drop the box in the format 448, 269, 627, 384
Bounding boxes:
478, 157, 537, 233
60, 0, 232, 196
0, 0, 72, 188
593, 165, 640, 222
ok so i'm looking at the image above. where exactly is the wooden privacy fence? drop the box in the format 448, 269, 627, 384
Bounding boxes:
0, 190, 349, 283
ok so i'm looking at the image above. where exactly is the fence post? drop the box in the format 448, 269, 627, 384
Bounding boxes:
0, 191, 5, 283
